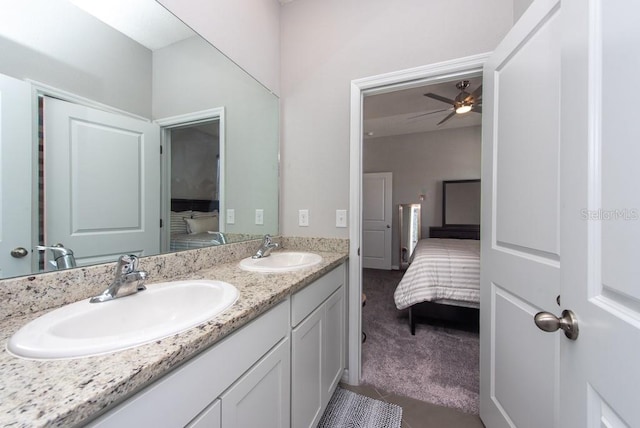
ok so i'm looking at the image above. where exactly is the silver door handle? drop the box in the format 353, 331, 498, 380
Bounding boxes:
10, 247, 28, 258
534, 309, 579, 340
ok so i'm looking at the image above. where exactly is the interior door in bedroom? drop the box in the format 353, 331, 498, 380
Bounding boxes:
481, 0, 640, 427
44, 97, 161, 268
362, 172, 392, 270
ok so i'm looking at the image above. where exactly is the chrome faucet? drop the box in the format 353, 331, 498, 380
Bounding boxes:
90, 255, 148, 303
252, 234, 279, 259
209, 231, 227, 245
36, 244, 76, 270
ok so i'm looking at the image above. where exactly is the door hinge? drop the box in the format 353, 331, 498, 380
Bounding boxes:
160, 218, 163, 228
160, 145, 163, 155
357, 247, 360, 256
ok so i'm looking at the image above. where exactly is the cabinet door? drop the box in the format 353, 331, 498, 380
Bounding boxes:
291, 306, 324, 428
323, 286, 345, 406
220, 338, 290, 428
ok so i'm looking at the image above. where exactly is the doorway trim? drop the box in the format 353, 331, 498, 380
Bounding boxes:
156, 107, 226, 252
347, 53, 490, 385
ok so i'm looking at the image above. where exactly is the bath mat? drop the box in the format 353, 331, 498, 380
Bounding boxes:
317, 387, 402, 428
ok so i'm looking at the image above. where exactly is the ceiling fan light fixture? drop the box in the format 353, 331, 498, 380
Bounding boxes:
455, 104, 472, 114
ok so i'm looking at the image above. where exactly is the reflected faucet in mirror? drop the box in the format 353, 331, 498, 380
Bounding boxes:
36, 244, 76, 270
90, 255, 147, 303
208, 231, 227, 245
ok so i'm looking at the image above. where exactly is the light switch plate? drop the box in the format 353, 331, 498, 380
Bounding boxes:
226, 209, 235, 224
336, 209, 347, 228
255, 209, 264, 225
298, 209, 309, 227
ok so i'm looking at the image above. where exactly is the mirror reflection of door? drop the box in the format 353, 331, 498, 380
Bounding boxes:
398, 203, 421, 270
165, 120, 221, 252
41, 96, 161, 269
0, 73, 32, 277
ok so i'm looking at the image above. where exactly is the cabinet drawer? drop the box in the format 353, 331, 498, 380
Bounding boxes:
291, 264, 345, 326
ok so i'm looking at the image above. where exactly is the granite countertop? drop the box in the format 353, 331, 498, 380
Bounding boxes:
0, 245, 348, 427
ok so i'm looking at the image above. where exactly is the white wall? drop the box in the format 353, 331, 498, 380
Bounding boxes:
280, 0, 513, 238
0, 0, 151, 117
171, 127, 219, 200
364, 126, 481, 267
158, 0, 281, 96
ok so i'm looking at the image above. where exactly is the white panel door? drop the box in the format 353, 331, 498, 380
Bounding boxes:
483, 0, 640, 426
480, 1, 562, 427
0, 73, 33, 277
560, 0, 640, 426
362, 172, 392, 269
44, 97, 160, 267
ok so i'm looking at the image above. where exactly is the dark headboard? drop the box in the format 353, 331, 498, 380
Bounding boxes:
171, 198, 219, 212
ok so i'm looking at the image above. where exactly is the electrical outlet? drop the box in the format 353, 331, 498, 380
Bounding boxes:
298, 209, 309, 227
336, 209, 347, 228
226, 209, 235, 224
255, 209, 264, 225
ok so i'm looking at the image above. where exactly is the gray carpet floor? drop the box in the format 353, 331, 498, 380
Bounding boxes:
361, 268, 480, 414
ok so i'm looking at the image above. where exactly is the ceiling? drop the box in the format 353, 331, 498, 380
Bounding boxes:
68, 0, 194, 50
363, 76, 483, 140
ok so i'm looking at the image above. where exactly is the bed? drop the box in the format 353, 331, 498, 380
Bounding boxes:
393, 236, 480, 334
169, 199, 222, 251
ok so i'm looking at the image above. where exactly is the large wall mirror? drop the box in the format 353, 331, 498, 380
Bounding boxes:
0, 0, 279, 278
442, 179, 481, 227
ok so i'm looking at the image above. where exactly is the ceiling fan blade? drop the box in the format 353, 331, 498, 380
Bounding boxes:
471, 105, 482, 113
437, 111, 456, 125
424, 93, 456, 105
470, 84, 482, 100
407, 108, 451, 120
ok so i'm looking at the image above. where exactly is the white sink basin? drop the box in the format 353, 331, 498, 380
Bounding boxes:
239, 251, 322, 273
7, 280, 238, 360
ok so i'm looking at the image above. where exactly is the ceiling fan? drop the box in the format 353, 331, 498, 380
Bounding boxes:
410, 80, 482, 125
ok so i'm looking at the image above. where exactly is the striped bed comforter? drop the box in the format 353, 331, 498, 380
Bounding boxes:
394, 238, 480, 310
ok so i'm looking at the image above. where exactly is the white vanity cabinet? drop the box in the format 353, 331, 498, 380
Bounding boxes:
87, 262, 347, 428
291, 264, 346, 428
88, 300, 290, 428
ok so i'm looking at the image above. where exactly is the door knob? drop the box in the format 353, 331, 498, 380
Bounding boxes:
10, 247, 29, 258
534, 309, 579, 340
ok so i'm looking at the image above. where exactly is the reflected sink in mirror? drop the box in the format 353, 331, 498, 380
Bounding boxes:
7, 280, 238, 360
239, 252, 322, 273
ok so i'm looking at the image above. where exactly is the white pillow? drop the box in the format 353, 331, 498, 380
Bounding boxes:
185, 216, 219, 234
